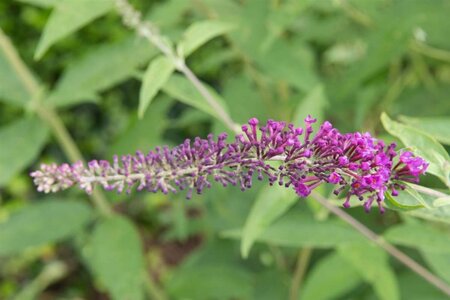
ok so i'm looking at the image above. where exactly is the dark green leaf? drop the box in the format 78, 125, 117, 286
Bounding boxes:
85, 216, 144, 300
47, 37, 157, 107
0, 117, 49, 186
338, 243, 400, 300
301, 252, 363, 300
35, 0, 114, 59
223, 210, 365, 248
0, 199, 92, 256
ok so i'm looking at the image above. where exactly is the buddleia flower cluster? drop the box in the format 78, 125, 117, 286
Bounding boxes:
31, 116, 428, 213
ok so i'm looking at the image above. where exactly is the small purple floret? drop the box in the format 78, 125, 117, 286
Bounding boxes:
30, 117, 428, 213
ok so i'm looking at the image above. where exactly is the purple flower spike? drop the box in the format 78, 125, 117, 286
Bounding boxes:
30, 117, 428, 213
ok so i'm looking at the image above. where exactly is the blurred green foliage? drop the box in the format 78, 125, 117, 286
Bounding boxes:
0, 0, 449, 299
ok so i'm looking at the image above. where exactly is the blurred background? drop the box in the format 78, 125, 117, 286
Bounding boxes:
0, 0, 449, 299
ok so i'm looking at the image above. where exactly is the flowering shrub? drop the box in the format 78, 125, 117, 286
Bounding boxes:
1, 0, 449, 299
32, 117, 427, 213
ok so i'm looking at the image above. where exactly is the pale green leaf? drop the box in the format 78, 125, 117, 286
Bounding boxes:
162, 74, 229, 121
0, 117, 49, 186
433, 196, 450, 208
35, 0, 114, 59
223, 210, 365, 248
139, 56, 174, 118
16, 0, 57, 8
47, 37, 157, 107
177, 20, 235, 57
381, 113, 450, 187
0, 200, 92, 256
399, 116, 450, 145
384, 184, 427, 211
86, 216, 144, 300
338, 243, 400, 300
301, 252, 363, 300
240, 185, 297, 258
384, 223, 450, 253
421, 251, 450, 284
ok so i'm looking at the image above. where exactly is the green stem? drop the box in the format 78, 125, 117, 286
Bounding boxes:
289, 248, 312, 300
311, 191, 450, 297
144, 272, 168, 300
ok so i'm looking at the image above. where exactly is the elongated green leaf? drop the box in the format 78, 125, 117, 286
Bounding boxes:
0, 200, 92, 256
86, 216, 144, 300
421, 251, 450, 284
384, 223, 450, 253
399, 116, 450, 145
398, 272, 449, 300
223, 210, 365, 248
0, 117, 49, 186
241, 185, 297, 258
381, 113, 450, 187
0, 30, 31, 106
178, 20, 235, 57
338, 243, 400, 300
35, 0, 114, 59
166, 264, 252, 300
47, 37, 157, 107
384, 184, 427, 211
162, 74, 229, 121
301, 252, 363, 300
139, 56, 174, 118
293, 84, 328, 129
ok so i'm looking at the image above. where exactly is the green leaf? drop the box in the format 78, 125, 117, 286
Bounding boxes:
0, 30, 32, 106
166, 264, 252, 300
301, 252, 363, 300
162, 74, 229, 121
223, 210, 365, 248
108, 97, 171, 157
0, 199, 92, 256
293, 84, 328, 129
0, 117, 49, 186
338, 243, 400, 300
384, 223, 450, 253
85, 216, 144, 300
177, 20, 235, 57
16, 0, 57, 8
399, 116, 450, 145
398, 272, 449, 300
381, 113, 450, 187
421, 251, 450, 284
384, 184, 427, 211
256, 38, 317, 92
47, 37, 157, 107
433, 196, 450, 208
240, 185, 297, 258
138, 56, 174, 118
35, 0, 114, 59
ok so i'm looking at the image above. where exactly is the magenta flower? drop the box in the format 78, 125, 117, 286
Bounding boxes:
30, 117, 428, 213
